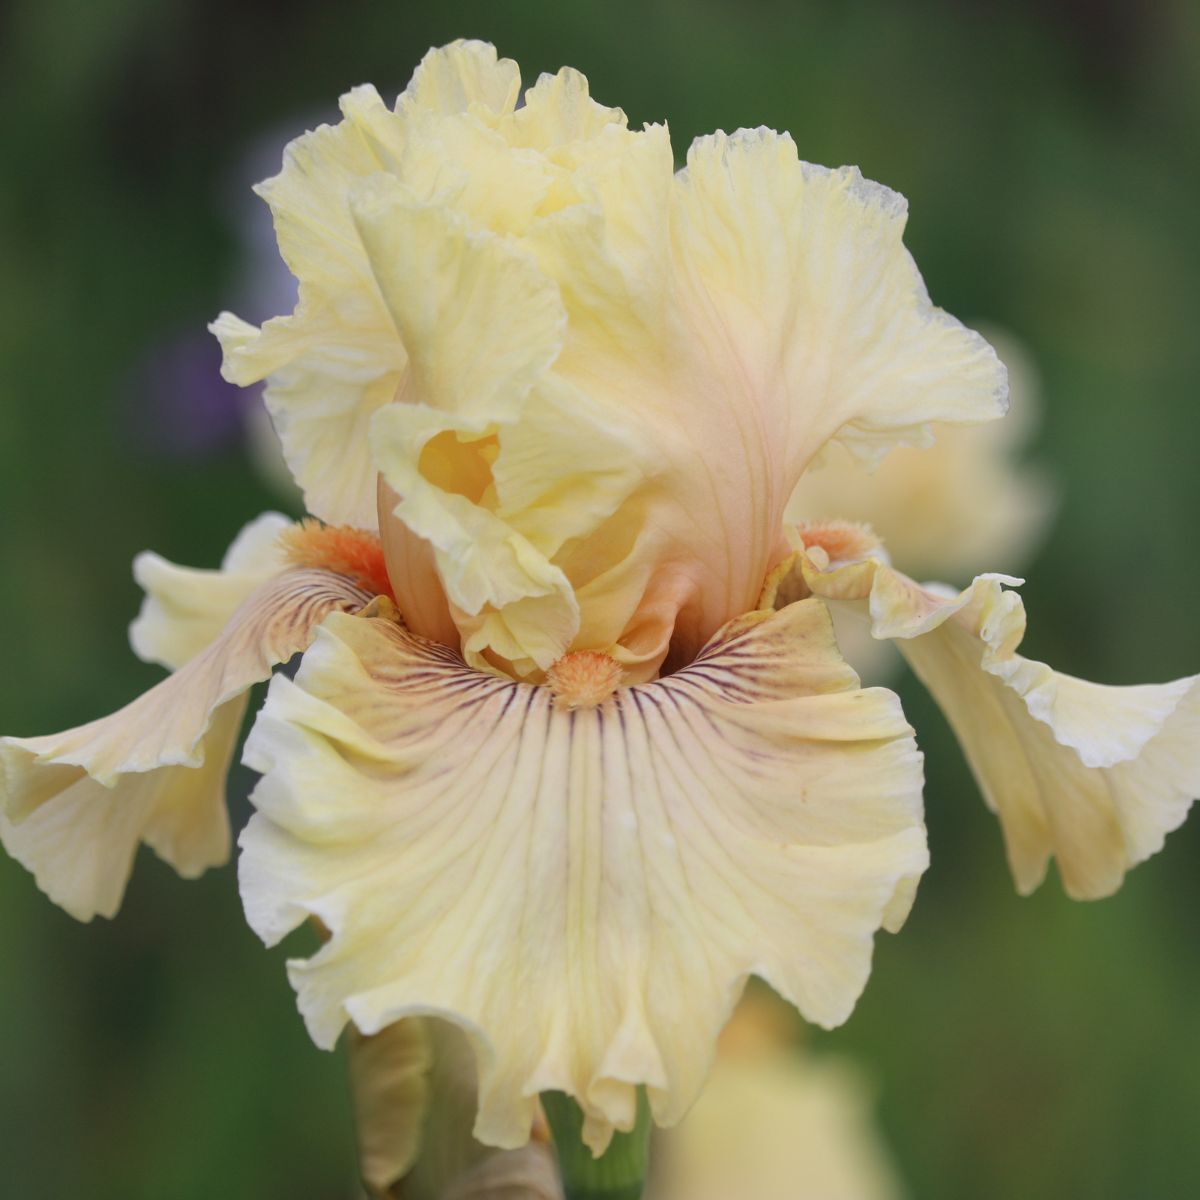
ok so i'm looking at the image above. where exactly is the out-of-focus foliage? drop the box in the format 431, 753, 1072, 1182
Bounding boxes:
1, 2, 1197, 1197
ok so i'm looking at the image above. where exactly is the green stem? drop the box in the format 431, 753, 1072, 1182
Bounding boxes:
541, 1091, 651, 1200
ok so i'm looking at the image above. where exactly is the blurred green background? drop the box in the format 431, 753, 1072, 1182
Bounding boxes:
2, 0, 1199, 1196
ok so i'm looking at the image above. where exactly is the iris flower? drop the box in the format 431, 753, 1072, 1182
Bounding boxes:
3, 39, 1197, 1164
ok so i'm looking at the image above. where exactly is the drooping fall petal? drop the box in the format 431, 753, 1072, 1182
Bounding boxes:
0, 699, 246, 923
789, 542, 1199, 898
1, 527, 373, 920
239, 597, 926, 1153
129, 511, 294, 669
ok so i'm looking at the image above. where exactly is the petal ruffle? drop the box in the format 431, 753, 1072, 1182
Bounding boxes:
792, 548, 1200, 898
673, 130, 1007, 466
239, 598, 926, 1152
355, 184, 570, 663
0, 698, 245, 922
401, 40, 521, 120
211, 303, 403, 532
210, 84, 409, 529
786, 329, 1053, 584
1, 567, 372, 920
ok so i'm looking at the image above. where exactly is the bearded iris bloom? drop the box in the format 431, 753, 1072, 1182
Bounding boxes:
2, 39, 1197, 1166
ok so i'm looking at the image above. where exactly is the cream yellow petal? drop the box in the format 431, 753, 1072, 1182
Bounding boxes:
649, 1051, 904, 1200
356, 182, 606, 670
351, 181, 565, 429
0, 697, 242, 922
238, 598, 926, 1153
213, 51, 566, 529
130, 511, 293, 670
1, 569, 372, 920
255, 84, 405, 289
673, 130, 1006, 465
371, 402, 579, 672
395, 106, 561, 237
211, 52, 547, 535
401, 40, 521, 119
796, 550, 1200, 898
273, 367, 400, 532
488, 381, 645, 559
211, 86, 408, 528
218, 47, 1005, 677
505, 66, 626, 150
521, 123, 673, 339
450, 379, 649, 678
787, 329, 1054, 584
211, 304, 403, 530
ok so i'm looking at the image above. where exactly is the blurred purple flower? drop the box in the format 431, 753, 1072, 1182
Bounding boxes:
126, 116, 323, 462
128, 332, 258, 459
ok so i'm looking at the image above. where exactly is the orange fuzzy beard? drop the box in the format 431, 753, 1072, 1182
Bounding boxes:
795, 518, 882, 565
546, 650, 624, 708
279, 520, 395, 601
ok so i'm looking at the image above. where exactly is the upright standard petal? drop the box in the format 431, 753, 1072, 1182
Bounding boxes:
786, 329, 1053, 584
786, 536, 1199, 898
239, 597, 926, 1152
215, 44, 1007, 680
673, 131, 1007, 464
210, 85, 409, 529
1, 544, 373, 921
357, 180, 646, 677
